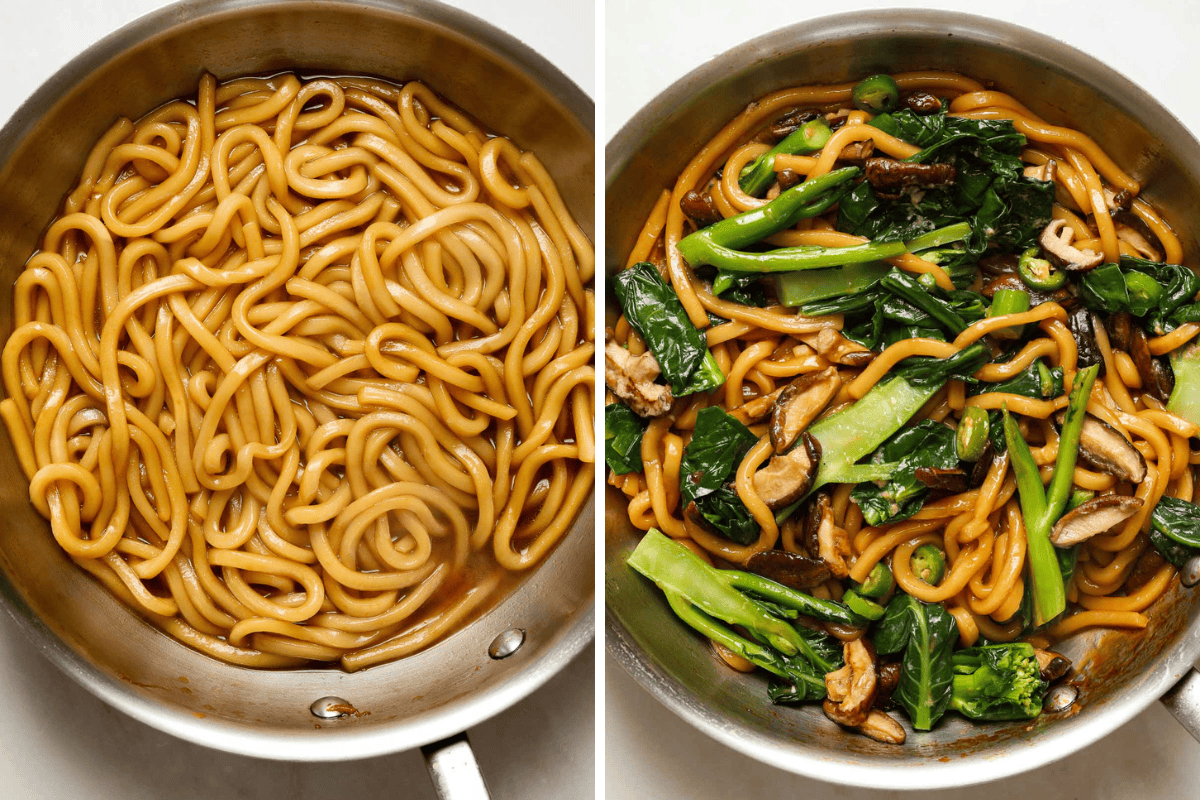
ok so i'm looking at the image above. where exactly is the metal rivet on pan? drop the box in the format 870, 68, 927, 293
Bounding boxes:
1182, 556, 1200, 588
488, 628, 526, 659
310, 696, 351, 719
1044, 684, 1078, 713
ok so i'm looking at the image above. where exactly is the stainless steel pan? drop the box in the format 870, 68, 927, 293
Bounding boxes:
0, 0, 594, 795
606, 10, 1200, 789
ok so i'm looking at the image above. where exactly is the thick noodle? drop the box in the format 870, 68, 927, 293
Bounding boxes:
2, 73, 594, 671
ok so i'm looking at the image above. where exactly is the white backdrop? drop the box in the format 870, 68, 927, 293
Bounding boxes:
0, 1, 594, 799
605, 0, 1200, 797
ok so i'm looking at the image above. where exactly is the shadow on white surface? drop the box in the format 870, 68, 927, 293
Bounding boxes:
606, 654, 1198, 799
0, 610, 593, 800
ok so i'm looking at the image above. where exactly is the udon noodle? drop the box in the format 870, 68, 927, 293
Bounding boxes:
612, 71, 1200, 736
2, 72, 594, 671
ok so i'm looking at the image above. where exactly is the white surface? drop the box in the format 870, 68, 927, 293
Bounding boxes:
605, 0, 1200, 797
0, 1, 595, 798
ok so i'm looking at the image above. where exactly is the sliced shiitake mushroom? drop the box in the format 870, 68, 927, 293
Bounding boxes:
1034, 649, 1072, 682
1057, 411, 1147, 483
1130, 326, 1174, 402
914, 467, 969, 493
604, 341, 673, 417
864, 157, 956, 191
823, 639, 877, 727
743, 550, 832, 591
901, 91, 942, 115
874, 661, 901, 709
1040, 219, 1103, 271
775, 168, 802, 192
1106, 312, 1134, 353
857, 710, 906, 744
798, 329, 875, 367
1050, 495, 1144, 546
764, 108, 822, 142
1068, 308, 1104, 375
1125, 548, 1168, 592
754, 433, 822, 509
769, 367, 842, 453
680, 189, 723, 228
969, 442, 997, 489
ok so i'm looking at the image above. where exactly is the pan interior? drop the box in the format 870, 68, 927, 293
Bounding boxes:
0, 0, 594, 761
605, 10, 1200, 789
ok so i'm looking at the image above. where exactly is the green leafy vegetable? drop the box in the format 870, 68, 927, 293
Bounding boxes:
837, 109, 1053, 260
628, 530, 848, 701
851, 420, 959, 526
604, 403, 647, 475
802, 266, 986, 351
1078, 256, 1200, 335
950, 643, 1047, 721
873, 594, 960, 730
1151, 496, 1200, 550
680, 407, 759, 544
612, 262, 723, 395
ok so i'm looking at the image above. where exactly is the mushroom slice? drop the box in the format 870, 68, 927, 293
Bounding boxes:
769, 367, 842, 453
798, 328, 874, 367
1034, 649, 1072, 683
730, 386, 786, 426
604, 341, 673, 418
1125, 548, 1168, 592
753, 433, 822, 510
1115, 221, 1162, 261
806, 490, 852, 578
864, 157, 956, 190
679, 189, 723, 228
838, 139, 875, 165
1023, 159, 1057, 184
744, 550, 832, 591
875, 661, 902, 709
1130, 326, 1174, 403
1058, 411, 1147, 482
1103, 186, 1134, 213
856, 710, 906, 744
1039, 219, 1103, 271
823, 639, 877, 727
1050, 495, 1144, 546
914, 467, 969, 493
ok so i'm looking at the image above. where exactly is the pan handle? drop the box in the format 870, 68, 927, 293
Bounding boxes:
1160, 667, 1200, 744
421, 732, 492, 800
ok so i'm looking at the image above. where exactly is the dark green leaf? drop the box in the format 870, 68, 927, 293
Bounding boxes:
604, 403, 647, 475
612, 262, 716, 394
1150, 496, 1200, 549
680, 407, 760, 544
871, 594, 959, 730
851, 420, 959, 526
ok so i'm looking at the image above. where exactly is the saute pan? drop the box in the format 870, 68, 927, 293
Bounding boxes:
0, 1, 594, 796
606, 10, 1200, 789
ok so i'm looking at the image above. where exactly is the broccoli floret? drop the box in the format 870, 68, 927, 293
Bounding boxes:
949, 642, 1047, 721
